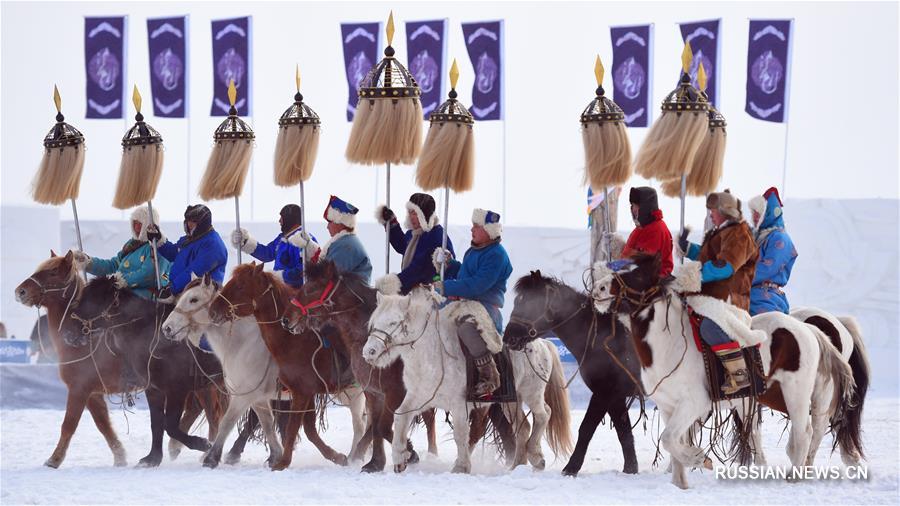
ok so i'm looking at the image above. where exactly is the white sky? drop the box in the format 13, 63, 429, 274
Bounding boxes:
2, 1, 897, 230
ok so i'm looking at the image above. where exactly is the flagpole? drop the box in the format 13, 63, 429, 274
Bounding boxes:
234, 196, 242, 264
300, 181, 307, 283
146, 200, 163, 291
440, 186, 449, 281
384, 161, 391, 274
781, 122, 790, 198
679, 174, 687, 265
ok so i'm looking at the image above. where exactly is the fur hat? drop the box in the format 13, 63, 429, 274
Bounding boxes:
280, 204, 302, 234
405, 193, 438, 232
629, 186, 660, 227
324, 195, 358, 229
748, 195, 767, 229
472, 208, 502, 239
705, 189, 742, 221
130, 206, 160, 242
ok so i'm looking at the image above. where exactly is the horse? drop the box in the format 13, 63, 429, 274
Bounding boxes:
590, 253, 859, 489
56, 270, 227, 467
280, 260, 513, 472
503, 270, 642, 476
13, 251, 222, 468
361, 287, 573, 474
207, 262, 366, 471
162, 273, 285, 468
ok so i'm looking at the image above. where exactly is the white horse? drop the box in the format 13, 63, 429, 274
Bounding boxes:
362, 288, 572, 474
162, 274, 366, 468
591, 256, 857, 489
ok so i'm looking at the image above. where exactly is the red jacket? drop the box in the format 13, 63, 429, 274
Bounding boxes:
621, 210, 674, 278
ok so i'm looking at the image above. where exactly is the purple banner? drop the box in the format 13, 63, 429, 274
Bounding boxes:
84, 16, 127, 119
210, 16, 251, 117
746, 20, 793, 123
340, 22, 380, 121
406, 19, 448, 118
679, 19, 721, 107
610, 24, 653, 127
147, 16, 187, 118
461, 20, 503, 121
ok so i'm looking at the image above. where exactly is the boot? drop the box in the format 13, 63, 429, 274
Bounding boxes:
716, 349, 751, 395
473, 354, 501, 398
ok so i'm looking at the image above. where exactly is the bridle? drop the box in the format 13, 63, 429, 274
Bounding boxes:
367, 299, 437, 356
26, 274, 79, 306
214, 283, 276, 322
508, 284, 587, 342
289, 278, 340, 316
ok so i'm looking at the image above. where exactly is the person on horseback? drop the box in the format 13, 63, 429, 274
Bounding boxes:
677, 190, 759, 395
149, 204, 228, 301
304, 195, 373, 284
747, 187, 797, 316
434, 208, 512, 398
375, 193, 455, 295
230, 204, 317, 288
71, 207, 171, 300
621, 187, 674, 278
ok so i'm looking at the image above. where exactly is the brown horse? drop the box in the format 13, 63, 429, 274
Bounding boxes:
208, 262, 362, 471
13, 251, 222, 468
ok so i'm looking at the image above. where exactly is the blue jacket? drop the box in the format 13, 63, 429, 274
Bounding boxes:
750, 193, 797, 315
158, 229, 228, 294
388, 222, 455, 294
443, 239, 513, 332
323, 231, 372, 285
249, 227, 316, 288
88, 240, 171, 300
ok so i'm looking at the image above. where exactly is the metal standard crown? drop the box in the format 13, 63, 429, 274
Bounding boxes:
430, 89, 473, 125
708, 105, 726, 130
661, 72, 709, 114
214, 106, 255, 143
43, 112, 85, 150
278, 92, 321, 128
121, 112, 163, 149
581, 86, 626, 125
357, 46, 421, 101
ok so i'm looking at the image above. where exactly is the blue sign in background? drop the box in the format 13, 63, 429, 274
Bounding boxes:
0, 341, 30, 364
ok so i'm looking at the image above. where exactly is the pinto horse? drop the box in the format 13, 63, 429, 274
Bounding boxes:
14, 252, 223, 468
591, 254, 859, 489
504, 270, 642, 476
208, 262, 365, 471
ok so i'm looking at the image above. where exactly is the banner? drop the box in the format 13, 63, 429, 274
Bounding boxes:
147, 16, 187, 118
461, 20, 503, 121
746, 19, 793, 123
210, 16, 251, 116
340, 22, 380, 121
610, 24, 653, 127
679, 19, 721, 107
84, 16, 127, 119
405, 19, 448, 118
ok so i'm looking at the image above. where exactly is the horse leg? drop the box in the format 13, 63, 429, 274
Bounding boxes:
608, 395, 638, 474
169, 394, 202, 461
467, 406, 490, 453
449, 403, 473, 474
202, 394, 250, 468
271, 393, 307, 471
510, 403, 532, 469
224, 409, 256, 465
45, 388, 91, 468
164, 388, 211, 453
390, 407, 415, 473
301, 406, 349, 466
659, 404, 703, 490
252, 401, 284, 468
361, 395, 387, 473
783, 383, 813, 477
423, 408, 439, 456
343, 388, 369, 462
138, 388, 166, 467
490, 403, 517, 463
200, 385, 225, 442
85, 393, 127, 467
805, 384, 833, 467
562, 393, 609, 477
524, 394, 550, 471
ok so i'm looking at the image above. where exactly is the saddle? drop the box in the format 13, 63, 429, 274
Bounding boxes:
462, 346, 517, 403
688, 310, 767, 402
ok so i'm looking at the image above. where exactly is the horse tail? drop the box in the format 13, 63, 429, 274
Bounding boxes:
809, 324, 858, 458
543, 342, 573, 458
837, 316, 869, 460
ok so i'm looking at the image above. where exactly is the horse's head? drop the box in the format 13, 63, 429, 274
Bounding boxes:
62, 274, 133, 347
209, 262, 270, 324
504, 270, 566, 350
282, 260, 342, 335
163, 273, 218, 342
362, 287, 440, 368
15, 250, 80, 308
592, 253, 662, 315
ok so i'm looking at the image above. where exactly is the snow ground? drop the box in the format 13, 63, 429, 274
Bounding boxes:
1, 399, 898, 505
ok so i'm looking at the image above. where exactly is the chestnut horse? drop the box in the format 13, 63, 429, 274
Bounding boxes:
208, 263, 366, 471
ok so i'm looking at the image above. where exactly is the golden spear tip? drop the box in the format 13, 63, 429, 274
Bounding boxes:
387, 11, 395, 46
228, 79, 237, 107
594, 55, 605, 87
53, 85, 61, 113
681, 40, 693, 74
449, 59, 459, 89
132, 85, 142, 113
296, 64, 301, 92
697, 61, 708, 92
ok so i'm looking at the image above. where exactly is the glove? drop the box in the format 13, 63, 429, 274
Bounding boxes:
677, 227, 691, 255
231, 228, 257, 254
431, 247, 452, 272
157, 287, 175, 304
433, 280, 444, 295
146, 224, 163, 244
376, 205, 397, 226
288, 231, 311, 249
70, 249, 91, 267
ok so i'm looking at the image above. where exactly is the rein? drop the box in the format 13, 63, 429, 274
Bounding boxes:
215, 283, 278, 323
509, 284, 588, 339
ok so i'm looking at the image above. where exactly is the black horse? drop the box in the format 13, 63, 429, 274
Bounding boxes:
62, 275, 224, 467
504, 270, 642, 476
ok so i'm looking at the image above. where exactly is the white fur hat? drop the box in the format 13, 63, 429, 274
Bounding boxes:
748, 195, 767, 229
324, 195, 358, 229
130, 206, 160, 241
472, 208, 502, 239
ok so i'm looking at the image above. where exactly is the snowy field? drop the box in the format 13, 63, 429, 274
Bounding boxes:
1, 399, 897, 505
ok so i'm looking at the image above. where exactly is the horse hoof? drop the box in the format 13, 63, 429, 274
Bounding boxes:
43, 458, 62, 469
532, 458, 546, 471
334, 453, 349, 467
137, 455, 162, 468
270, 460, 289, 472
623, 462, 638, 475
202, 456, 220, 469
394, 463, 407, 474
361, 461, 384, 473
168, 441, 183, 461
561, 467, 578, 477
451, 463, 470, 474
224, 452, 241, 466
406, 449, 420, 465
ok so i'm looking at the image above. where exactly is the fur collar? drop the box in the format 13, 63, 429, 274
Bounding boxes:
320, 229, 354, 258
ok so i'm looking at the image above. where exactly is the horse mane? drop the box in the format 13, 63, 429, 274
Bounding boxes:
626, 253, 674, 292
182, 276, 221, 293
514, 271, 584, 300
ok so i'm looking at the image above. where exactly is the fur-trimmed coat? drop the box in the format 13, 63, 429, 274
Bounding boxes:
158, 229, 228, 294
319, 231, 372, 285
388, 222, 455, 294
621, 210, 674, 278
248, 227, 317, 288
443, 239, 512, 332
88, 240, 171, 300
690, 221, 758, 311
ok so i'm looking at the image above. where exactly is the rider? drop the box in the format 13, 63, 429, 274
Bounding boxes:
304, 195, 373, 284
677, 190, 759, 395
435, 208, 513, 398
620, 187, 673, 278
375, 193, 454, 295
747, 187, 797, 316
72, 207, 171, 300
149, 204, 228, 301
230, 204, 317, 288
